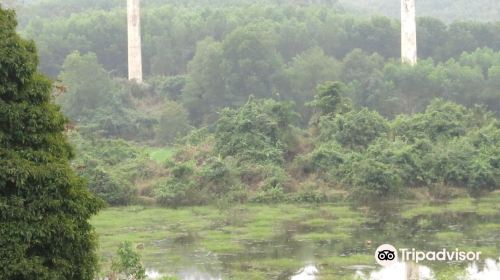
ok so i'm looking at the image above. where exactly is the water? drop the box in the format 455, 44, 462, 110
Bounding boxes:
94, 194, 500, 280
146, 259, 500, 280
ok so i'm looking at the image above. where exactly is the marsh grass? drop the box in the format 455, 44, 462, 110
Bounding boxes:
92, 196, 500, 278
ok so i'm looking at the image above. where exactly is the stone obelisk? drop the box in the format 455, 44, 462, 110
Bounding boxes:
127, 0, 143, 82
401, 0, 417, 65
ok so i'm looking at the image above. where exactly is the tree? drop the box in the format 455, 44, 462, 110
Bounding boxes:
182, 37, 226, 124
307, 82, 351, 124
0, 7, 103, 279
155, 100, 191, 145
222, 22, 283, 101
57, 51, 112, 120
110, 242, 146, 280
281, 47, 341, 114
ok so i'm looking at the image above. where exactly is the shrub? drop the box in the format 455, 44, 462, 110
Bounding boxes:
155, 100, 191, 145
392, 99, 471, 142
350, 158, 403, 200
110, 242, 146, 280
433, 139, 498, 193
319, 108, 389, 149
154, 163, 198, 207
69, 134, 161, 205
366, 138, 433, 187
215, 98, 298, 164
79, 165, 136, 206
307, 82, 352, 120
250, 185, 286, 203
293, 141, 345, 177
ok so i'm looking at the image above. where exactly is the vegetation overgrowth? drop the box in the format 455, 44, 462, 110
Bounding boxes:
13, 0, 498, 207
2, 1, 500, 278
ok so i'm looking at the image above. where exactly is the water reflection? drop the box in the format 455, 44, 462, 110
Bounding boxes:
145, 269, 222, 280
290, 265, 318, 280
353, 259, 500, 280
126, 197, 500, 280
464, 258, 500, 280
354, 262, 434, 280
145, 259, 500, 279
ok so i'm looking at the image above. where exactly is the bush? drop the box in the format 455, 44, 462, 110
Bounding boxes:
155, 158, 247, 207
110, 242, 146, 280
287, 190, 328, 203
432, 139, 498, 193
215, 98, 298, 164
350, 158, 403, 200
154, 163, 198, 207
69, 133, 159, 205
250, 185, 286, 203
307, 82, 352, 120
392, 99, 471, 142
293, 141, 345, 177
79, 165, 136, 206
155, 100, 191, 145
365, 138, 433, 187
319, 108, 389, 149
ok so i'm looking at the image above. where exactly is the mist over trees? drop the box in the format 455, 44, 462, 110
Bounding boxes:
1, 1, 499, 278
4, 0, 499, 207
342, 0, 500, 23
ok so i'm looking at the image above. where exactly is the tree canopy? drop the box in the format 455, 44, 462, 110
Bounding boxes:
0, 6, 102, 279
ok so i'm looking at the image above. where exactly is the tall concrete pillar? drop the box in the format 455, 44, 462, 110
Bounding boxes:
127, 0, 143, 82
401, 0, 417, 65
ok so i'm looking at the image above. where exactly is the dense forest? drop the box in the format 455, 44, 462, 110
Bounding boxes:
7, 0, 498, 207
343, 0, 500, 23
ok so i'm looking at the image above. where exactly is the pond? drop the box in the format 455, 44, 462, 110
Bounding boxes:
91, 192, 500, 280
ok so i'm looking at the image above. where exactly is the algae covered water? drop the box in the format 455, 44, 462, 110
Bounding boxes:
92, 193, 500, 280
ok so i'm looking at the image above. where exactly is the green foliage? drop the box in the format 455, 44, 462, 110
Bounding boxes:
433, 139, 498, 194
280, 47, 341, 113
342, 0, 500, 23
155, 100, 191, 145
15, 3, 500, 124
57, 51, 112, 119
148, 75, 186, 101
10, 1, 500, 208
307, 82, 351, 120
294, 141, 345, 175
215, 98, 298, 164
154, 157, 246, 207
79, 165, 135, 206
349, 158, 403, 200
182, 37, 226, 124
319, 108, 389, 149
70, 134, 161, 205
0, 7, 103, 279
111, 241, 146, 280
392, 99, 472, 142
154, 162, 197, 207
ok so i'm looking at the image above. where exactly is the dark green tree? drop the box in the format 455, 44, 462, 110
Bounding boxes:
0, 7, 103, 279
307, 82, 351, 124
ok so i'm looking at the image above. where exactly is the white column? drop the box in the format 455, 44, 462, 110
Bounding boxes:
127, 0, 143, 82
401, 0, 417, 65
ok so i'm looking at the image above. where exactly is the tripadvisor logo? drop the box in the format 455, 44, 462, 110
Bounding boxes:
375, 244, 482, 266
375, 244, 398, 266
